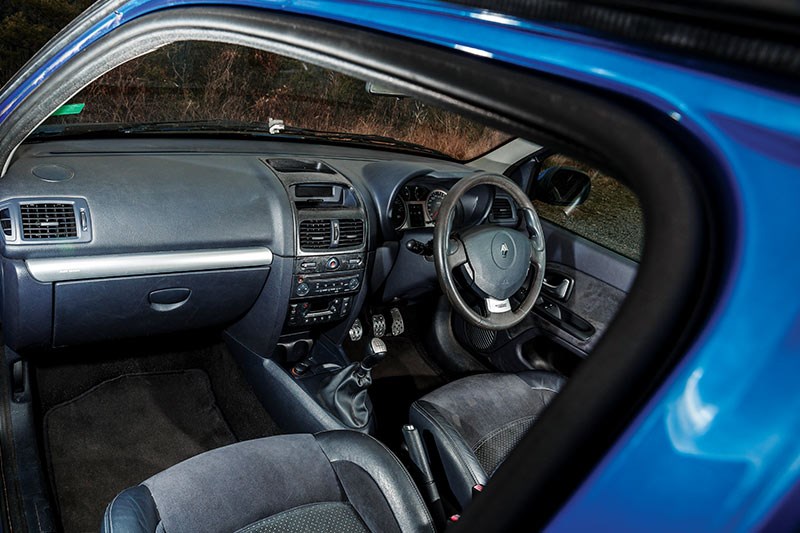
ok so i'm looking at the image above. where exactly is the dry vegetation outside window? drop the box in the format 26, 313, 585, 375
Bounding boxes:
43, 41, 511, 160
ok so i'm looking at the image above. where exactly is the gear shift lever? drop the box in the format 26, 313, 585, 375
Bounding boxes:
318, 337, 388, 431
356, 338, 388, 378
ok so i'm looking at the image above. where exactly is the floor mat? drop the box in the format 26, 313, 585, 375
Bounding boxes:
44, 370, 237, 533
36, 338, 280, 442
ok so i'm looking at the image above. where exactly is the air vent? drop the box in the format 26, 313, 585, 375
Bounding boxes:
0, 208, 12, 237
338, 219, 364, 248
491, 197, 514, 220
299, 219, 332, 250
267, 159, 336, 174
20, 202, 77, 240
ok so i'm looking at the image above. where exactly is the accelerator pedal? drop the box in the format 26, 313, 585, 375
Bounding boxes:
389, 307, 405, 336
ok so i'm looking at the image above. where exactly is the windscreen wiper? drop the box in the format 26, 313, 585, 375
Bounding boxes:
27, 120, 279, 140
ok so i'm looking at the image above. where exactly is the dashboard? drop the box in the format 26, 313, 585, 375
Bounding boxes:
0, 137, 501, 353
0, 136, 633, 367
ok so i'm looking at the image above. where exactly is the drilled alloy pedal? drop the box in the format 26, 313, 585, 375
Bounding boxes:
348, 318, 363, 342
389, 307, 405, 336
372, 314, 387, 337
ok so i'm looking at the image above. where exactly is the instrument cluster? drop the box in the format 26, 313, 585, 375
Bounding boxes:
390, 184, 449, 230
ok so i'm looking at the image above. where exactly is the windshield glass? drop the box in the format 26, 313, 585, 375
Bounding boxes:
35, 41, 511, 159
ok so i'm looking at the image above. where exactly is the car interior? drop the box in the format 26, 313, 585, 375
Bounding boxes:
0, 7, 723, 533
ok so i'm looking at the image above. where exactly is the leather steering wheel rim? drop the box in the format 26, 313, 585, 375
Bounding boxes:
433, 172, 546, 330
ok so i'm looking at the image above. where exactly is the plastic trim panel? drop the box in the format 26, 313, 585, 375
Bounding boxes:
26, 247, 273, 282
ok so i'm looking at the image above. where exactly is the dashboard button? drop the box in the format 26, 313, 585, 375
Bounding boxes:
295, 282, 310, 297
326, 257, 340, 270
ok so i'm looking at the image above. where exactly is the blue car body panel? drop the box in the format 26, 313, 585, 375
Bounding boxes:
1, 1, 799, 530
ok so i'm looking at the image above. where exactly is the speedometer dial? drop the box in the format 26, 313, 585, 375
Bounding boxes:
426, 189, 448, 222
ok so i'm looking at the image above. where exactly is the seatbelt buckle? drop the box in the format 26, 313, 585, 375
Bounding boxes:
472, 484, 484, 499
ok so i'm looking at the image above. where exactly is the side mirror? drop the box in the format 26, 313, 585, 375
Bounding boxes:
535, 166, 591, 206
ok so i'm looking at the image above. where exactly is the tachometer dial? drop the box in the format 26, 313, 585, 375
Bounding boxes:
390, 196, 407, 229
426, 189, 448, 222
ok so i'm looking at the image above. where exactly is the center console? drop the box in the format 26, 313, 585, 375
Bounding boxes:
288, 252, 365, 327
263, 158, 369, 332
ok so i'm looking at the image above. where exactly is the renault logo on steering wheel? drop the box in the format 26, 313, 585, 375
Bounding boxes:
500, 242, 509, 258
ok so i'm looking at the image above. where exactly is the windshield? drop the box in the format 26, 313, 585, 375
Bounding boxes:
35, 41, 510, 160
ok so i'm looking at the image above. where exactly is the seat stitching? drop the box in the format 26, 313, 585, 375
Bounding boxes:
316, 433, 435, 533
367, 437, 436, 533
412, 402, 484, 488
329, 459, 402, 533
471, 415, 537, 453
528, 386, 560, 394
105, 490, 122, 533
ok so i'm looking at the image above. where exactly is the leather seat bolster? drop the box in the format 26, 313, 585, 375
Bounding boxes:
517, 370, 566, 392
315, 431, 435, 533
410, 400, 488, 508
141, 434, 344, 533
104, 485, 161, 533
409, 371, 564, 509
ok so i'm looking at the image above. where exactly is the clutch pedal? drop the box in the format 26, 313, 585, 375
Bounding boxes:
390, 307, 405, 336
348, 318, 363, 342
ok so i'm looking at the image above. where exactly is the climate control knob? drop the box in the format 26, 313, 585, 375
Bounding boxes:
348, 277, 360, 290
295, 282, 310, 297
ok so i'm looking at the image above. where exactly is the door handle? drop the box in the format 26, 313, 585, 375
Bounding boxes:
542, 273, 573, 300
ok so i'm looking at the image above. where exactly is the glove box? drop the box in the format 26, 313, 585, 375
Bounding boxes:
52, 267, 269, 346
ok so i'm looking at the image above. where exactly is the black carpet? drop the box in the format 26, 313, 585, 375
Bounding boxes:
44, 370, 238, 533
36, 337, 280, 442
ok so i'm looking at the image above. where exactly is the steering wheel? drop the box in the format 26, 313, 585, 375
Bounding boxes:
433, 173, 546, 330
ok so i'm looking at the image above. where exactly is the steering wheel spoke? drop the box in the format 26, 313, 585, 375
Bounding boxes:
446, 236, 468, 270
485, 297, 512, 314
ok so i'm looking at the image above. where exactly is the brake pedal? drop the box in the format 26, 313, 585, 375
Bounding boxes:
390, 307, 405, 336
348, 318, 363, 342
372, 314, 387, 337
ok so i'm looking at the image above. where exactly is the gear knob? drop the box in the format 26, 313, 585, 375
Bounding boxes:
359, 338, 388, 372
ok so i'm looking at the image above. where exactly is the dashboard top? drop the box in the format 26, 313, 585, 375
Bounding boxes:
0, 138, 486, 260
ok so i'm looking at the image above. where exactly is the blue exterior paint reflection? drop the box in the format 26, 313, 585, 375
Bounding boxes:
2, 1, 799, 530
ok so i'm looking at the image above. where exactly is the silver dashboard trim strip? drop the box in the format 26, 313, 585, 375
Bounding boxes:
25, 247, 273, 282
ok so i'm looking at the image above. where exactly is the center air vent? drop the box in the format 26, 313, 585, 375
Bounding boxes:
338, 219, 364, 248
20, 202, 78, 239
299, 219, 365, 251
490, 197, 514, 221
299, 220, 332, 250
